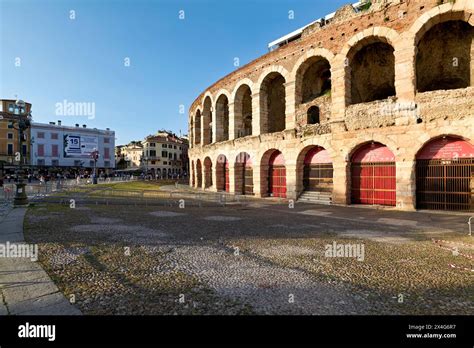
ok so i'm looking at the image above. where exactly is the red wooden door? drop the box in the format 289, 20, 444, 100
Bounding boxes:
268, 152, 286, 198
225, 161, 230, 192
351, 144, 396, 206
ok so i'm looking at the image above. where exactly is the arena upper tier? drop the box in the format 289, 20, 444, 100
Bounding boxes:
188, 0, 474, 212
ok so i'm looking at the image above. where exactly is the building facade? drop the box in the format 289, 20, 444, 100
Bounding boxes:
142, 131, 188, 178
0, 99, 32, 175
120, 142, 143, 169
30, 121, 115, 171
188, 0, 474, 212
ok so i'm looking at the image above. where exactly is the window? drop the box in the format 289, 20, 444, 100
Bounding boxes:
307, 106, 320, 125
8, 122, 13, 129
174, 145, 177, 149
104, 138, 110, 144
74, 160, 81, 166
7, 144, 13, 155
52, 159, 59, 166
89, 160, 94, 167
7, 133, 13, 139
37, 144, 44, 157
22, 144, 27, 156
149, 142, 155, 147
162, 151, 168, 157
104, 148, 110, 159
51, 133, 58, 140
52, 144, 59, 157
151, 161, 156, 165
37, 132, 45, 139
174, 153, 177, 160
150, 150, 156, 157
37, 159, 45, 166
104, 161, 110, 167
164, 161, 167, 165
163, 144, 167, 148
8, 104, 14, 112
168, 153, 172, 159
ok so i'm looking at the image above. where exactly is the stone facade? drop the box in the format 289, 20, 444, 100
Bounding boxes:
188, 0, 474, 211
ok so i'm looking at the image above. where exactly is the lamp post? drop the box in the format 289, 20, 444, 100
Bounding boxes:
91, 148, 99, 184
13, 99, 32, 207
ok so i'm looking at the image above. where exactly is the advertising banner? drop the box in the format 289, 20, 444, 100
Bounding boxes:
64, 134, 98, 158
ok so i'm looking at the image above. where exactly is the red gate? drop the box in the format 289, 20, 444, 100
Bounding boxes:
224, 160, 229, 192
269, 151, 286, 198
416, 137, 474, 211
351, 143, 396, 206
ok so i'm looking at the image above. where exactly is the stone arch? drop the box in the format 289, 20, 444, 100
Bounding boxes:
203, 156, 213, 188
191, 160, 195, 187
414, 134, 474, 211
196, 159, 203, 188
408, 2, 474, 46
296, 145, 334, 197
346, 137, 399, 162
215, 94, 230, 142
291, 49, 334, 124
349, 141, 397, 206
193, 109, 201, 145
340, 27, 400, 105
233, 83, 253, 138
234, 152, 253, 195
259, 148, 286, 198
202, 97, 213, 145
259, 71, 287, 134
416, 20, 473, 92
215, 154, 229, 192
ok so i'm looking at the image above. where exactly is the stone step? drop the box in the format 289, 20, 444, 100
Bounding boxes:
299, 193, 332, 199
298, 198, 331, 205
298, 190, 332, 205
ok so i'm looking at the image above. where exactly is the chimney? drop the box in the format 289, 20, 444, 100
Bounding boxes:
82, 124, 87, 128
58, 120, 61, 126
75, 124, 79, 127
49, 122, 55, 125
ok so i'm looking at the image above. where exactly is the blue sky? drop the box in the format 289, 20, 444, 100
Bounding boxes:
1, 0, 349, 145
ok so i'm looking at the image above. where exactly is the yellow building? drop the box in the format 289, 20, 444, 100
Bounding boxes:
0, 99, 32, 176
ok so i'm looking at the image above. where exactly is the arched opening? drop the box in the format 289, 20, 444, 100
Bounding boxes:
349, 40, 395, 104
298, 146, 333, 202
416, 20, 473, 93
296, 56, 331, 105
261, 150, 286, 198
235, 152, 253, 195
215, 95, 229, 142
260, 72, 286, 134
203, 97, 213, 145
351, 142, 396, 206
191, 160, 195, 187
416, 136, 474, 211
307, 106, 320, 125
204, 157, 213, 188
216, 154, 229, 192
194, 110, 201, 145
190, 118, 194, 147
234, 84, 252, 138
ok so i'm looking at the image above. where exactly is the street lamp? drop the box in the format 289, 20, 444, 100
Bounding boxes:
91, 148, 99, 184
13, 99, 32, 207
